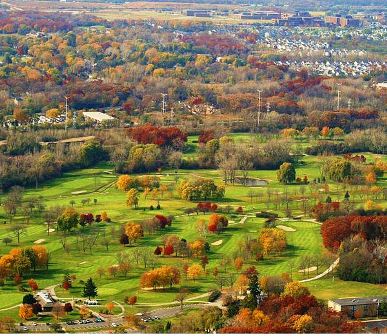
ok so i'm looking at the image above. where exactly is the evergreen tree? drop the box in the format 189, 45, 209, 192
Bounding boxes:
325, 196, 332, 203
344, 191, 350, 201
242, 273, 261, 310
83, 278, 97, 299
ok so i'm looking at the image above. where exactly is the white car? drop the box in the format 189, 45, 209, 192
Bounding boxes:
111, 323, 117, 327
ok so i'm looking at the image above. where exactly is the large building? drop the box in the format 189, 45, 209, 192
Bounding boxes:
240, 11, 281, 20
328, 297, 386, 318
276, 12, 324, 27
325, 14, 362, 27
35, 291, 56, 312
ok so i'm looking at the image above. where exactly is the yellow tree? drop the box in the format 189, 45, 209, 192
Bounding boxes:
293, 314, 313, 333
234, 274, 249, 294
117, 175, 132, 191
125, 223, 143, 245
187, 264, 203, 282
283, 281, 310, 298
126, 189, 139, 208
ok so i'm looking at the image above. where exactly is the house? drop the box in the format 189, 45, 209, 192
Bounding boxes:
35, 291, 56, 311
328, 297, 386, 318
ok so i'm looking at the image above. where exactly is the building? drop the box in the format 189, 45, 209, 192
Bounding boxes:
325, 14, 362, 27
241, 11, 281, 20
276, 11, 324, 27
35, 291, 56, 311
328, 297, 386, 318
82, 111, 117, 125
186, 10, 212, 18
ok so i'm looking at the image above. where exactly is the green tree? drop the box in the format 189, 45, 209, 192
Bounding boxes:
57, 208, 78, 232
83, 278, 97, 299
277, 162, 296, 184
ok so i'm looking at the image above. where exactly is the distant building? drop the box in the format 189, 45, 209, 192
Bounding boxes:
325, 14, 362, 27
276, 11, 324, 27
186, 10, 212, 18
328, 297, 386, 318
82, 111, 117, 125
35, 291, 56, 312
240, 11, 281, 20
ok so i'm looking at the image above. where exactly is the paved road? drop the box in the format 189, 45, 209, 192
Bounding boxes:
300, 258, 340, 283
362, 319, 387, 332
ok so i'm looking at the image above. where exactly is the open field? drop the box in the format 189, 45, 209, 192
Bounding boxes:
0, 133, 386, 322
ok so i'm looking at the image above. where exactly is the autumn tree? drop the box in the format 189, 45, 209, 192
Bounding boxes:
126, 188, 139, 208
187, 264, 204, 281
124, 223, 144, 245
19, 304, 33, 320
277, 162, 296, 184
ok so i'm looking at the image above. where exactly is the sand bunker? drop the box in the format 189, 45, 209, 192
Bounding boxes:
211, 240, 223, 246
299, 266, 317, 273
34, 239, 46, 244
277, 225, 296, 232
71, 190, 87, 195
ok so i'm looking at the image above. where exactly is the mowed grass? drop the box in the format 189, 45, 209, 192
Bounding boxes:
0, 135, 386, 318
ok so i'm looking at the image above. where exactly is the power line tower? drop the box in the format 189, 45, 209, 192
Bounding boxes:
161, 93, 167, 125
256, 89, 262, 130
65, 96, 69, 131
336, 84, 341, 111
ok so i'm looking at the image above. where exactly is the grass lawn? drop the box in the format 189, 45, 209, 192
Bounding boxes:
0, 133, 385, 319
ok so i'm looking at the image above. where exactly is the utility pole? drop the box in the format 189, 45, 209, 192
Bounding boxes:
65, 96, 69, 131
257, 89, 262, 130
336, 84, 341, 111
161, 93, 167, 125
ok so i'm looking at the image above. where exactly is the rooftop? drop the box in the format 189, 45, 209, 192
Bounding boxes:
83, 111, 116, 122
330, 297, 387, 306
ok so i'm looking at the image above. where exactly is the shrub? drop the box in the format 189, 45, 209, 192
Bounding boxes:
208, 290, 222, 302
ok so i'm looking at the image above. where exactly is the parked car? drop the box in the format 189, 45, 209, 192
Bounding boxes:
111, 322, 117, 327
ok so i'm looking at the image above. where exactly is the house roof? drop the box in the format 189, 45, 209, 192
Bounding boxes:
330, 297, 387, 306
83, 111, 116, 122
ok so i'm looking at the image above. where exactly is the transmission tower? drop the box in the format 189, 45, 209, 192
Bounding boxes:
65, 96, 69, 131
336, 84, 341, 111
256, 89, 262, 130
161, 93, 167, 125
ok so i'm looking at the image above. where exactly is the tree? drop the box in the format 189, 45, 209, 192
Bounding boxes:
127, 296, 137, 305
126, 188, 139, 208
19, 304, 33, 320
154, 246, 163, 255
11, 225, 26, 244
52, 302, 65, 321
83, 278, 97, 299
2, 237, 12, 246
106, 302, 115, 314
234, 257, 244, 271
282, 281, 310, 298
57, 208, 78, 232
243, 273, 261, 309
64, 302, 73, 313
293, 314, 313, 333
22, 294, 36, 305
187, 264, 203, 281
259, 228, 287, 255
124, 223, 143, 245
175, 287, 189, 310
277, 162, 296, 184
27, 279, 38, 291
117, 175, 133, 191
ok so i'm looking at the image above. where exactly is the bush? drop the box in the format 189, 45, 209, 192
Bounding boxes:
256, 211, 278, 219
208, 290, 222, 302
